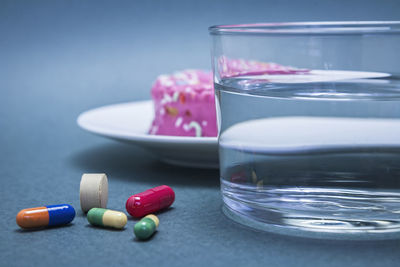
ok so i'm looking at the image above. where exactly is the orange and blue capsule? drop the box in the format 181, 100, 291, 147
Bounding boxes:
16, 204, 75, 229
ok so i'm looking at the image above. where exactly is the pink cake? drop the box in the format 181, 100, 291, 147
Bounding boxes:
149, 70, 217, 137
218, 56, 309, 78
149, 62, 308, 137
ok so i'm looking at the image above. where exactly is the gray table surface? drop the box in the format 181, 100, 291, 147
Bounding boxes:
1, 1, 400, 266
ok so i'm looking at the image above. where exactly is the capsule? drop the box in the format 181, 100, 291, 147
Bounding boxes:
87, 208, 127, 229
16, 204, 75, 229
125, 185, 175, 218
134, 214, 159, 240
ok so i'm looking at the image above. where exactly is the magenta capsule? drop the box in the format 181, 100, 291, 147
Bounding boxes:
126, 185, 175, 217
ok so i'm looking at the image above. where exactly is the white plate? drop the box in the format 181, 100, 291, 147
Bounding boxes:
241, 70, 390, 83
77, 101, 219, 168
221, 117, 400, 154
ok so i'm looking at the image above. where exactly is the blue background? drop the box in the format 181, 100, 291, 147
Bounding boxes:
1, 0, 400, 266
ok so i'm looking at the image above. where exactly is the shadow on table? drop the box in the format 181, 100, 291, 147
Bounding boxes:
14, 223, 75, 233
68, 142, 219, 187
272, 230, 400, 250
218, 216, 400, 260
84, 224, 128, 232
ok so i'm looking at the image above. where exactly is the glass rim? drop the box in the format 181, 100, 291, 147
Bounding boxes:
208, 21, 400, 35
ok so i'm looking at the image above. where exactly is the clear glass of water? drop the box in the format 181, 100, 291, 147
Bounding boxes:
209, 22, 400, 238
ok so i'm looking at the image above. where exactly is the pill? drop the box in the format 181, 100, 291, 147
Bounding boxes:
16, 204, 75, 229
125, 185, 175, 218
134, 214, 159, 240
87, 208, 128, 229
80, 173, 108, 213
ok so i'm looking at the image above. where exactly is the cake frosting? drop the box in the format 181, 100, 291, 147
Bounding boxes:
149, 62, 308, 137
218, 56, 309, 78
149, 70, 217, 137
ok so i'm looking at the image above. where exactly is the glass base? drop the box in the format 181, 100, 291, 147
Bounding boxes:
222, 194, 400, 240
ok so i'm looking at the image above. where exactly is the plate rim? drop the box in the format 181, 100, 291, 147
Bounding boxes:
77, 100, 218, 145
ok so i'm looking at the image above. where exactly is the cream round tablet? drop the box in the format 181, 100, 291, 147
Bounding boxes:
80, 173, 108, 213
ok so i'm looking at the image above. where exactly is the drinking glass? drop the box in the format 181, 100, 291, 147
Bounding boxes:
209, 22, 400, 238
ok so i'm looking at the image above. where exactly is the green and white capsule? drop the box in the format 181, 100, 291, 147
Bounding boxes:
134, 214, 159, 240
87, 208, 128, 229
